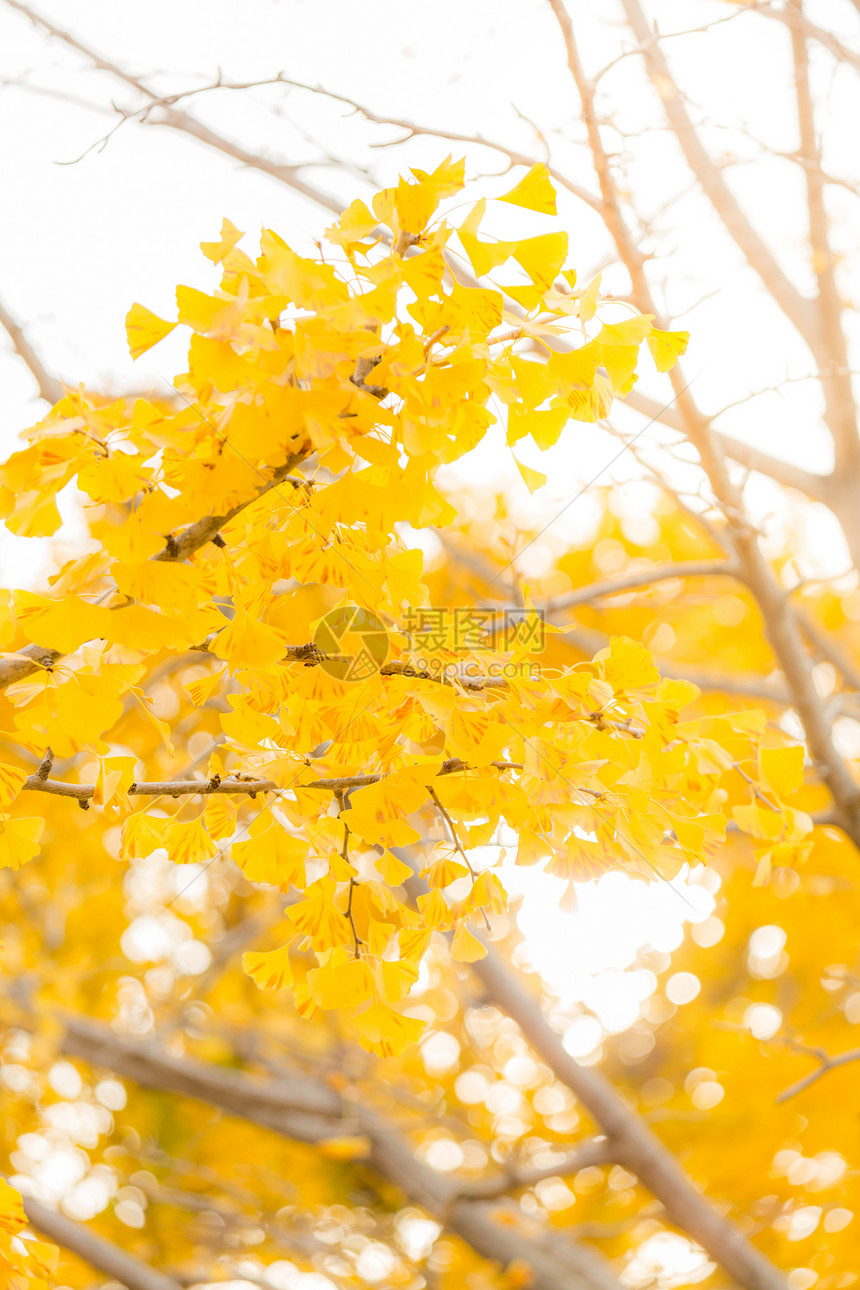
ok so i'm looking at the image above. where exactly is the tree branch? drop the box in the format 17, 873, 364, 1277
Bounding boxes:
544, 560, 737, 614
776, 1042, 860, 1103
20, 759, 525, 804
0, 450, 308, 692
545, 0, 860, 854
56, 1015, 622, 1290
787, 0, 860, 476
617, 0, 818, 345
0, 293, 63, 404
19, 1190, 183, 1290
470, 946, 789, 1290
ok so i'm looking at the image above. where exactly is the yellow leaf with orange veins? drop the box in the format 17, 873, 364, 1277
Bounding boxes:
213, 613, 288, 670
422, 855, 470, 888
308, 955, 376, 1010
0, 1179, 27, 1233
647, 327, 689, 372
451, 924, 487, 962
466, 870, 508, 916
200, 218, 243, 263
165, 816, 218, 867
567, 374, 614, 422
232, 815, 307, 891
0, 763, 26, 807
547, 341, 604, 393
759, 744, 805, 800
243, 944, 294, 991
0, 814, 43, 870
377, 958, 419, 1004
445, 708, 509, 765
290, 877, 352, 949
204, 794, 236, 842
545, 835, 614, 883
599, 636, 659, 692
125, 302, 176, 359
319, 1135, 372, 1162
498, 164, 558, 215
357, 1001, 425, 1057
513, 233, 568, 291
112, 561, 203, 611
417, 888, 450, 928
120, 811, 165, 861
399, 926, 432, 964
77, 452, 150, 505
15, 592, 112, 654
185, 667, 227, 707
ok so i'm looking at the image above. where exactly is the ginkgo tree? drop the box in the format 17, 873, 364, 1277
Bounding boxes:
0, 156, 825, 1290
1, 158, 757, 1049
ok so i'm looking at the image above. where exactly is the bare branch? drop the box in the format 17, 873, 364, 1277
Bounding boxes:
787, 0, 860, 476
1, 0, 345, 214
56, 1015, 622, 1290
544, 560, 737, 614
462, 1140, 613, 1199
19, 1190, 182, 1290
776, 1041, 860, 1102
271, 77, 603, 214
471, 946, 789, 1290
617, 0, 818, 344
545, 0, 860, 852
753, 2, 860, 76
0, 293, 63, 404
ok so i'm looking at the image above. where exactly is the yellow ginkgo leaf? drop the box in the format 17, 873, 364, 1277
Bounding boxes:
758, 744, 805, 800
243, 944, 295, 991
125, 302, 176, 359
647, 327, 690, 372
0, 762, 26, 807
513, 233, 568, 291
0, 815, 44, 871
200, 217, 243, 263
513, 455, 546, 494
450, 923, 487, 962
498, 163, 558, 214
